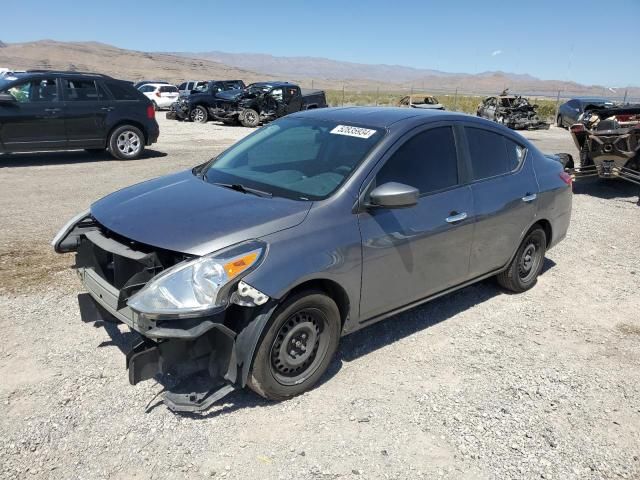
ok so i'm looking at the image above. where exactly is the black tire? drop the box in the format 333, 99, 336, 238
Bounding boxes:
240, 109, 260, 128
190, 105, 208, 123
107, 125, 145, 160
497, 227, 547, 293
556, 153, 574, 169
557, 115, 563, 128
247, 290, 341, 401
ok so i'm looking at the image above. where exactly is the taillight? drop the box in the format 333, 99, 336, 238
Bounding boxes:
146, 105, 155, 119
560, 171, 573, 187
570, 123, 586, 133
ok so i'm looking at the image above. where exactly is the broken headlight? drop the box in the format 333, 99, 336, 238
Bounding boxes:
127, 241, 266, 319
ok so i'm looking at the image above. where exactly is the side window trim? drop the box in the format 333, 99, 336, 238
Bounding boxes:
460, 123, 529, 184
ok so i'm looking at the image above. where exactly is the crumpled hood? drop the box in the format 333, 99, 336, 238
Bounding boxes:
90, 170, 311, 256
215, 89, 245, 102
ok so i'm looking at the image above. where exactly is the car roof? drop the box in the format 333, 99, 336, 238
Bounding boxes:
249, 81, 295, 88
145, 83, 175, 88
290, 107, 466, 128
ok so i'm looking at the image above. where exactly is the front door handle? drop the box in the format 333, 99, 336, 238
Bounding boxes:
522, 193, 537, 202
446, 212, 468, 223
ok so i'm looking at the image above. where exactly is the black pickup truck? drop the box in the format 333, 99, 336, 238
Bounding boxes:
212, 82, 327, 127
166, 80, 245, 123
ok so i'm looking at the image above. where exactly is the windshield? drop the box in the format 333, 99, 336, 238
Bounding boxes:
0, 74, 25, 90
246, 84, 271, 94
202, 117, 384, 200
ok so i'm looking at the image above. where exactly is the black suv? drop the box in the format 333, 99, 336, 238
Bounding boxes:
0, 71, 159, 160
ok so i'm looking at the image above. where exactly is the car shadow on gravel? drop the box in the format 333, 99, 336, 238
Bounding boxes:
573, 177, 640, 203
323, 258, 556, 381
0, 149, 167, 167
80, 261, 558, 419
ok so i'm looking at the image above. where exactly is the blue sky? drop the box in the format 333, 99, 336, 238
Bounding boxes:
2, 0, 638, 86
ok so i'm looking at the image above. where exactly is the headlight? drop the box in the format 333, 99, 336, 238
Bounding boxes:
127, 241, 266, 318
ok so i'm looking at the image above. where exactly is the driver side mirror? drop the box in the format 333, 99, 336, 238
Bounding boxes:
0, 92, 16, 104
368, 182, 419, 209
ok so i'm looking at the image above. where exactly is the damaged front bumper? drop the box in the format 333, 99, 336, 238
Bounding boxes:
63, 221, 276, 413
166, 100, 191, 120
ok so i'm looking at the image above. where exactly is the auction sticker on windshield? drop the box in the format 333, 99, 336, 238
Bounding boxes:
330, 125, 377, 139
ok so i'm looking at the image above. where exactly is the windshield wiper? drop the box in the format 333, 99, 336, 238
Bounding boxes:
213, 182, 272, 198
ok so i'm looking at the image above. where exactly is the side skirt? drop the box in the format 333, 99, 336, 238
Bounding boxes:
354, 267, 505, 331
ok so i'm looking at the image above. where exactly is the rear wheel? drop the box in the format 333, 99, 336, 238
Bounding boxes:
190, 105, 208, 123
497, 227, 546, 293
247, 290, 340, 401
240, 109, 260, 128
556, 115, 563, 128
108, 125, 144, 160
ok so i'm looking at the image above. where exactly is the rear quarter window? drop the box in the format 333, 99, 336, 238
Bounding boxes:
105, 81, 140, 101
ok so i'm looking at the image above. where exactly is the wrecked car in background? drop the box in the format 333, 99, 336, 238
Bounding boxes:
477, 90, 550, 130
212, 82, 327, 127
569, 104, 640, 186
167, 80, 246, 123
398, 94, 444, 110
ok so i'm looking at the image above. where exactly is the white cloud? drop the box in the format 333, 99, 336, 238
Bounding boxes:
491, 50, 502, 57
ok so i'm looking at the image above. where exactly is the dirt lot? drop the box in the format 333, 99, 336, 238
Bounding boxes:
1, 116, 639, 480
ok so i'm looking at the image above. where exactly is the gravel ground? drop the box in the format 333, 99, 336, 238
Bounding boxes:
1, 117, 639, 480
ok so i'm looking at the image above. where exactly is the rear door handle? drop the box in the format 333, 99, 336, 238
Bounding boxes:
522, 193, 537, 202
446, 212, 468, 223
44, 108, 61, 113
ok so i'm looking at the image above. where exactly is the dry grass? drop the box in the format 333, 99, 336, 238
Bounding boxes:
325, 90, 558, 120
617, 323, 640, 336
0, 245, 73, 294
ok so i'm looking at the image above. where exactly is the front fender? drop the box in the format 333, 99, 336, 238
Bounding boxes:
243, 203, 363, 326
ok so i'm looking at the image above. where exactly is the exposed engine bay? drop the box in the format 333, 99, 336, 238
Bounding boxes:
477, 90, 550, 130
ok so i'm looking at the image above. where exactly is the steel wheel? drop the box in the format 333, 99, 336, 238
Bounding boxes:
497, 227, 546, 293
269, 308, 330, 386
116, 131, 141, 157
518, 239, 542, 283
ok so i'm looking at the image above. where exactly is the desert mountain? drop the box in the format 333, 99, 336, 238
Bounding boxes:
178, 50, 638, 99
0, 40, 637, 99
0, 40, 269, 84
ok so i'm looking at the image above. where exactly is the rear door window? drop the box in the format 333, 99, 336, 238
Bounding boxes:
62, 79, 100, 101
376, 126, 459, 194
465, 127, 525, 180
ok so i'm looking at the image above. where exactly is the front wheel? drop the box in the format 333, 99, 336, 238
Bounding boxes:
190, 105, 208, 123
247, 290, 341, 401
240, 109, 260, 128
108, 125, 144, 160
497, 227, 546, 293
556, 115, 563, 128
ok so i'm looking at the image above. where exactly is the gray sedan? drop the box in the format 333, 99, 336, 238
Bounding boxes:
53, 107, 573, 411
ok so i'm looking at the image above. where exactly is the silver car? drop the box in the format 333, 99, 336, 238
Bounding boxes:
54, 107, 572, 411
